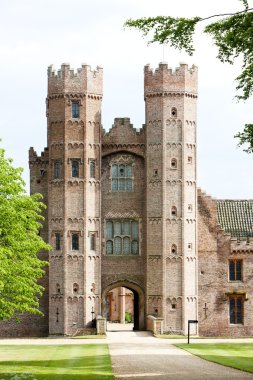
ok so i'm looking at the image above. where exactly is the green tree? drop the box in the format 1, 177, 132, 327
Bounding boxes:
0, 145, 50, 320
125, 0, 253, 153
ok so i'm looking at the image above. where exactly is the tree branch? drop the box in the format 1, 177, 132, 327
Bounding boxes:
199, 7, 253, 22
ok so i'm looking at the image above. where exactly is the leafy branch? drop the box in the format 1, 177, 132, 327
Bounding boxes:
125, 0, 253, 152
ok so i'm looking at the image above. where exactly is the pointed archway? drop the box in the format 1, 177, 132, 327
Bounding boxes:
101, 280, 145, 330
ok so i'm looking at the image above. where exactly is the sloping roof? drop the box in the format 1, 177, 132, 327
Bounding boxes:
217, 200, 253, 237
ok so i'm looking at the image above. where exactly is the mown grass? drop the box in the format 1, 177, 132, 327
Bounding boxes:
0, 344, 114, 379
176, 343, 253, 373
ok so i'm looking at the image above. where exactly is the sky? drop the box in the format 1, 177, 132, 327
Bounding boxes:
0, 0, 252, 199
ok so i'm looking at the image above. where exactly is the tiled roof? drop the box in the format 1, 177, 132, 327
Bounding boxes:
217, 200, 253, 237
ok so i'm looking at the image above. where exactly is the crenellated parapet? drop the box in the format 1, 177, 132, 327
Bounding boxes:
47, 63, 103, 96
102, 118, 145, 157
29, 147, 49, 165
144, 62, 198, 97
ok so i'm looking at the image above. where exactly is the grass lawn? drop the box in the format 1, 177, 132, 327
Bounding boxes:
176, 343, 253, 374
0, 344, 114, 380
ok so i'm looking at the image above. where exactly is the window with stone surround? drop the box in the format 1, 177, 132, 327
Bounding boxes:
171, 158, 177, 169
72, 101, 80, 118
90, 234, 95, 250
54, 160, 61, 179
71, 159, 79, 178
229, 259, 242, 281
105, 220, 139, 255
171, 107, 177, 118
111, 163, 133, 191
72, 233, 79, 250
229, 296, 243, 324
55, 233, 61, 250
90, 160, 95, 178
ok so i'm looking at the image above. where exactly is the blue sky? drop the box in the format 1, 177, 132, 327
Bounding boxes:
0, 0, 252, 198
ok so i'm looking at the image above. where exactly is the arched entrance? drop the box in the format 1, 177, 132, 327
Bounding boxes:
101, 280, 145, 330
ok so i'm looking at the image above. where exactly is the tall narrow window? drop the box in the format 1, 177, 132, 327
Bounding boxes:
55, 233, 61, 250
90, 234, 95, 250
111, 163, 133, 191
72, 234, 79, 250
72, 160, 79, 177
72, 101, 79, 118
229, 297, 243, 324
54, 160, 60, 179
171, 244, 177, 254
105, 220, 139, 255
229, 260, 242, 281
90, 160, 95, 178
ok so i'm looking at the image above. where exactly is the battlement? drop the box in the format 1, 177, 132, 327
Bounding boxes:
29, 147, 49, 162
47, 63, 103, 95
144, 62, 198, 95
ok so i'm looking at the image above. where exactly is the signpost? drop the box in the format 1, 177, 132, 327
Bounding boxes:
188, 320, 198, 344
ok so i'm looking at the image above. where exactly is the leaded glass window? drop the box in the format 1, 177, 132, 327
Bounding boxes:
54, 160, 61, 179
90, 160, 95, 178
229, 297, 243, 324
105, 220, 139, 255
72, 234, 79, 250
111, 163, 133, 191
72, 160, 79, 177
72, 101, 80, 118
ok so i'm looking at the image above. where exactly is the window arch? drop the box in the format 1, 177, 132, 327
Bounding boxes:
171, 107, 177, 118
72, 234, 79, 250
171, 158, 177, 169
171, 244, 177, 255
171, 206, 177, 217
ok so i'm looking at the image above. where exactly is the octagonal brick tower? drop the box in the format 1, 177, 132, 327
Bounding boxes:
144, 63, 198, 334
47, 64, 103, 335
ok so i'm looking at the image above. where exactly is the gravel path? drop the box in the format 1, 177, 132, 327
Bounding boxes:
107, 331, 253, 380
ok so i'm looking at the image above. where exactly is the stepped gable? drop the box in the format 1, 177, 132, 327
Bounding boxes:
102, 117, 145, 157
217, 199, 253, 238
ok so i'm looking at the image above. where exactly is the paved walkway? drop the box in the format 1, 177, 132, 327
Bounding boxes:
107, 331, 253, 380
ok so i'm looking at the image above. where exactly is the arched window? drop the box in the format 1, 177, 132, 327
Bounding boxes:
171, 206, 177, 217
105, 220, 139, 256
56, 283, 61, 293
171, 244, 177, 255
73, 283, 79, 294
90, 160, 95, 178
171, 158, 177, 169
72, 234, 79, 250
171, 107, 177, 118
72, 160, 79, 177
